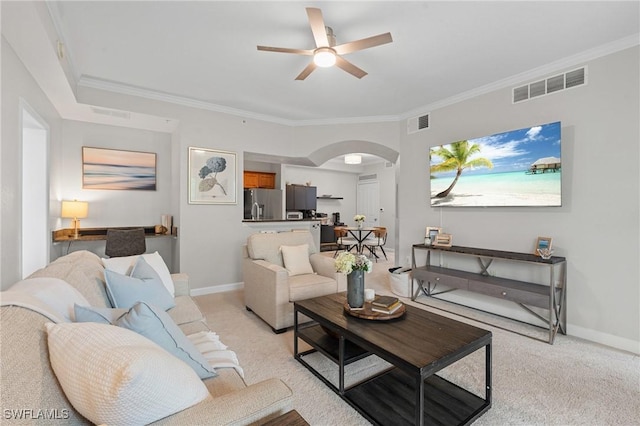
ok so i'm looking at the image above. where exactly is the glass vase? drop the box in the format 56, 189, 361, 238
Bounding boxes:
347, 270, 365, 308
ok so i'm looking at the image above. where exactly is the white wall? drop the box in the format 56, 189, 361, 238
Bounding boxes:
398, 46, 639, 352
57, 120, 173, 229
1, 37, 62, 288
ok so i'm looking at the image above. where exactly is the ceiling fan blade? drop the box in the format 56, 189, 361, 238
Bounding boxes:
257, 46, 313, 55
306, 7, 329, 47
335, 56, 367, 79
334, 32, 393, 55
295, 61, 317, 80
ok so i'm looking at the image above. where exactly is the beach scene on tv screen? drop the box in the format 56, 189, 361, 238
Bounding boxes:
430, 121, 561, 207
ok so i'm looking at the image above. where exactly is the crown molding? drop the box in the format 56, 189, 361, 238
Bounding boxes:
401, 33, 640, 121
79, 34, 638, 128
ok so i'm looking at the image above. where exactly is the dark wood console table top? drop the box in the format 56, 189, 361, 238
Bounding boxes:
413, 243, 566, 264
52, 226, 177, 242
294, 293, 492, 425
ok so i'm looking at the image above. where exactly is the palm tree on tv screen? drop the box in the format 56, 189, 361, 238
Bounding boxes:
431, 140, 493, 198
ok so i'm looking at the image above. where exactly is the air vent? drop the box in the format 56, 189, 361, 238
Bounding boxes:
359, 174, 377, 181
513, 67, 586, 103
91, 107, 131, 120
407, 113, 430, 134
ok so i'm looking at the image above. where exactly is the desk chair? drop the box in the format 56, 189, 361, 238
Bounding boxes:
105, 228, 146, 257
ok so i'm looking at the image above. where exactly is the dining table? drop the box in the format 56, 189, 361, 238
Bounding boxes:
344, 226, 376, 255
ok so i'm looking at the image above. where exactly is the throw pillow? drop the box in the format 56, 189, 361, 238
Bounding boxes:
45, 322, 209, 426
281, 244, 314, 276
9, 277, 90, 322
102, 251, 175, 296
74, 304, 127, 324
73, 302, 216, 379
104, 257, 176, 310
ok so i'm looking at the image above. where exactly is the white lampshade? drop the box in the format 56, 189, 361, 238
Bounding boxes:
61, 200, 88, 239
61, 200, 89, 219
313, 47, 336, 68
344, 154, 362, 165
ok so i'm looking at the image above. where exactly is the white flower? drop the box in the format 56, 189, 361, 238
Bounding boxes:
354, 214, 366, 222
335, 252, 372, 274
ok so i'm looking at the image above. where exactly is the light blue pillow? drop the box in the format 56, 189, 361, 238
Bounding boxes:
104, 257, 176, 310
116, 302, 216, 379
74, 304, 127, 324
74, 302, 216, 380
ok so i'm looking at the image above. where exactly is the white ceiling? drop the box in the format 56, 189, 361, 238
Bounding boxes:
46, 1, 639, 126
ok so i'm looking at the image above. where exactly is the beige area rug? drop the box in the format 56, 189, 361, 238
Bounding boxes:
194, 253, 640, 425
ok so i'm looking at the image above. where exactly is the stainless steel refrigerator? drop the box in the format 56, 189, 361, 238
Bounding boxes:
243, 188, 283, 220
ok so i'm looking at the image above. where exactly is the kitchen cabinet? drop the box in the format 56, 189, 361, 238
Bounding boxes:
286, 184, 317, 211
244, 171, 276, 189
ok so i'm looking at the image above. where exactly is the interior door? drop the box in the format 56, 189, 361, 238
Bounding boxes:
357, 181, 380, 228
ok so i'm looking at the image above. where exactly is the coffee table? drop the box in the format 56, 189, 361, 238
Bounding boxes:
294, 293, 492, 426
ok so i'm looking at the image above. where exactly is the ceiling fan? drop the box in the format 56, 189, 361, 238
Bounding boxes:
257, 7, 393, 80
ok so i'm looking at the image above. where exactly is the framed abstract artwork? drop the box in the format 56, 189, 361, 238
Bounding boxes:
188, 147, 237, 204
82, 147, 157, 190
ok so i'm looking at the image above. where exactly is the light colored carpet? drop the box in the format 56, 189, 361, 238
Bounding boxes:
194, 253, 640, 425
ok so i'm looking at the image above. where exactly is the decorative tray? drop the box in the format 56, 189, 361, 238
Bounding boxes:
343, 302, 406, 320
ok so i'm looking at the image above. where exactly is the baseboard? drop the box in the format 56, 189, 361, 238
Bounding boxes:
568, 323, 640, 355
190, 282, 244, 296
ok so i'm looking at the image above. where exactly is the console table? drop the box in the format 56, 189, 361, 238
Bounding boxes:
411, 244, 566, 344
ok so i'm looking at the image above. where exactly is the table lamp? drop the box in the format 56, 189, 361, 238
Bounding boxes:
61, 200, 88, 239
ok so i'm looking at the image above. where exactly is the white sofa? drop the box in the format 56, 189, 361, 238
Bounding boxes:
243, 231, 346, 333
0, 250, 293, 425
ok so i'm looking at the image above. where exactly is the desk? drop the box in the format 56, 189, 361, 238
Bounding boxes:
344, 227, 374, 254
51, 226, 178, 270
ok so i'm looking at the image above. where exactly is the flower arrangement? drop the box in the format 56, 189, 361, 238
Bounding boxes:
335, 252, 372, 274
354, 214, 366, 223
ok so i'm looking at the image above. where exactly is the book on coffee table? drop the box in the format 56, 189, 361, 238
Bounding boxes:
371, 295, 399, 308
371, 300, 403, 314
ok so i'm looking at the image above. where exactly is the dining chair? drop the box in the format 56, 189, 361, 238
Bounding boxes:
333, 227, 358, 257
364, 227, 388, 262
105, 228, 146, 257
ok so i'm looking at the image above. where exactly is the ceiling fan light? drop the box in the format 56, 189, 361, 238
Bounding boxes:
345, 154, 362, 165
313, 47, 336, 67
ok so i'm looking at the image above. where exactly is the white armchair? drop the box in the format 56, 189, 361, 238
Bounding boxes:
242, 231, 346, 333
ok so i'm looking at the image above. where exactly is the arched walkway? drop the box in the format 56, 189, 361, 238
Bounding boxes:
308, 140, 399, 166
244, 140, 399, 166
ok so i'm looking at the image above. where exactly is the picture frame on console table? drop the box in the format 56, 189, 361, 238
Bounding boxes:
535, 236, 553, 255
433, 233, 453, 247
425, 226, 441, 246
188, 147, 237, 205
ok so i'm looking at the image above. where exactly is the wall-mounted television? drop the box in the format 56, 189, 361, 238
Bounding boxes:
430, 121, 561, 207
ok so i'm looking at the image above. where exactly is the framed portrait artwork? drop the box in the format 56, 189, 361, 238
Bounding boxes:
82, 147, 157, 190
188, 147, 237, 204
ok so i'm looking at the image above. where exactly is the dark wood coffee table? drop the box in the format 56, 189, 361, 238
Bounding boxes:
294, 293, 492, 426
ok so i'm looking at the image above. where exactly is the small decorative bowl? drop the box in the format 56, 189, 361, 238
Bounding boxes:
537, 248, 554, 260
